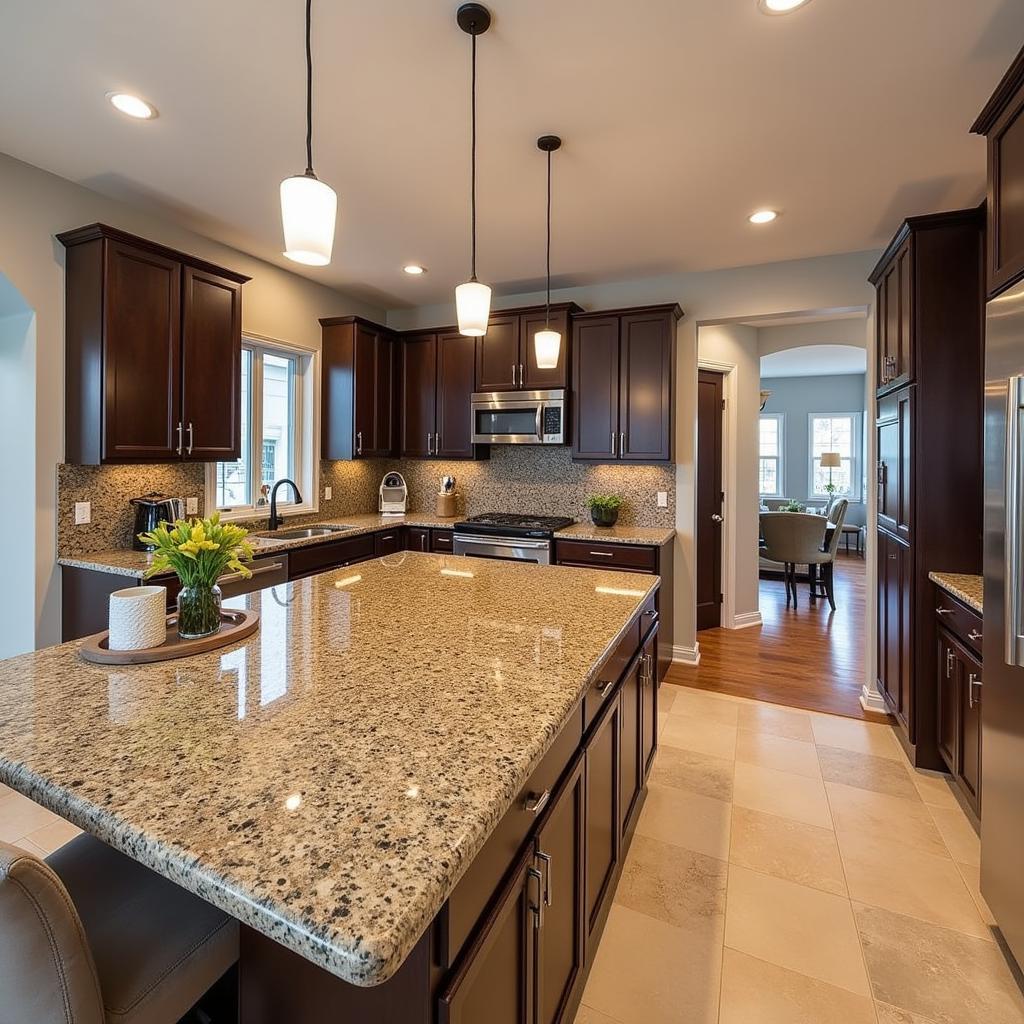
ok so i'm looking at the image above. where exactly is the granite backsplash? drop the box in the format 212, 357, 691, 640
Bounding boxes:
57, 447, 675, 557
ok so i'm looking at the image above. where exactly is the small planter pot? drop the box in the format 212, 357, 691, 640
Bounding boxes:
176, 583, 223, 640
589, 506, 620, 528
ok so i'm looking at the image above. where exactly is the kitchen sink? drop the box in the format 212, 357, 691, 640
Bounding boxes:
260, 525, 352, 540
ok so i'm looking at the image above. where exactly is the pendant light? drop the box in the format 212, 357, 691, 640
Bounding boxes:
280, 0, 337, 266
534, 135, 562, 369
455, 4, 492, 336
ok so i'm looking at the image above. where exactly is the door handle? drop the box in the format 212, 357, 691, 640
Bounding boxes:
946, 649, 955, 679
1005, 375, 1024, 666
512, 363, 518, 388
426, 431, 432, 457
535, 850, 552, 907
186, 422, 194, 456
524, 789, 550, 816
596, 679, 615, 698
611, 431, 617, 457
711, 513, 723, 523
176, 421, 183, 456
619, 431, 626, 456
519, 363, 524, 388
968, 629, 983, 643
356, 431, 363, 456
969, 672, 982, 709
527, 866, 543, 929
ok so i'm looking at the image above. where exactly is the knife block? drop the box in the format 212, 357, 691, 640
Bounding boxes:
436, 492, 458, 518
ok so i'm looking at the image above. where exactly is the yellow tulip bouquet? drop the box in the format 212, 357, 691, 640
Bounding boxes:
140, 513, 254, 639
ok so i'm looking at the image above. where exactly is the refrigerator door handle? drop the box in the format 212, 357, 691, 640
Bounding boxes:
1005, 374, 1024, 666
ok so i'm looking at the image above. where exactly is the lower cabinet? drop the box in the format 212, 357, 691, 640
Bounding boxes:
584, 690, 621, 950
407, 527, 431, 552
373, 529, 402, 556
877, 529, 912, 735
640, 631, 658, 779
431, 528, 455, 553
618, 656, 642, 839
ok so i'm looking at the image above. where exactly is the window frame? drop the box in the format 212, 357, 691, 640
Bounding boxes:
806, 412, 862, 501
758, 412, 785, 498
205, 334, 320, 522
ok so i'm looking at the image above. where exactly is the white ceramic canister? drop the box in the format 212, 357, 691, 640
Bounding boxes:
108, 586, 167, 651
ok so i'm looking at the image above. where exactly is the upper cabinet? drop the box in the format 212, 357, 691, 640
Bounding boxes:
58, 224, 248, 465
572, 304, 681, 463
320, 316, 395, 460
972, 46, 1024, 297
475, 303, 581, 392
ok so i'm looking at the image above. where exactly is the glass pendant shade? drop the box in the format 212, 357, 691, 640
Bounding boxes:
280, 173, 337, 266
456, 280, 492, 337
534, 328, 561, 369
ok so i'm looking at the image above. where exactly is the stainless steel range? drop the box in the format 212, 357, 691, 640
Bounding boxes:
453, 513, 575, 565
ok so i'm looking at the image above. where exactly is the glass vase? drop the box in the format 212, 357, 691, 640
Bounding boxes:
176, 583, 223, 640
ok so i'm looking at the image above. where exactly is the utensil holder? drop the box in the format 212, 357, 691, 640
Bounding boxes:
108, 586, 167, 651
436, 492, 458, 518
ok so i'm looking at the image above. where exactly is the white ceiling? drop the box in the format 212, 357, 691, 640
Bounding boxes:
0, 0, 1020, 309
760, 344, 867, 378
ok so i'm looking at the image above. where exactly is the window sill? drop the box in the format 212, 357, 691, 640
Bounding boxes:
211, 502, 321, 526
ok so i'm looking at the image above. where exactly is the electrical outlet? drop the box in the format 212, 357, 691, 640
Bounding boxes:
324, 486, 333, 501
186, 497, 199, 515
657, 491, 668, 508
74, 501, 91, 525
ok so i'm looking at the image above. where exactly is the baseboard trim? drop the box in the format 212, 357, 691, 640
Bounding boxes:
728, 611, 763, 631
859, 683, 890, 715
671, 642, 701, 666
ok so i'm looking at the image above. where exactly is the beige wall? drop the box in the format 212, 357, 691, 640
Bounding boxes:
0, 152, 383, 650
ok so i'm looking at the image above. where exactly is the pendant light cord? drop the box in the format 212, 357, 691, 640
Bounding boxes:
470, 31, 478, 282
545, 149, 552, 327
305, 0, 314, 175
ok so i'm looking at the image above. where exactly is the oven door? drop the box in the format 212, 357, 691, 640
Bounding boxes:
471, 390, 565, 445
453, 534, 552, 565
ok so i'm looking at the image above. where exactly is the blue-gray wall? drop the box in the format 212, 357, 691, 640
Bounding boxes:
759, 373, 867, 527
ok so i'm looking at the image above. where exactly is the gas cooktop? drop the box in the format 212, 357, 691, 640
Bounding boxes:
454, 512, 575, 539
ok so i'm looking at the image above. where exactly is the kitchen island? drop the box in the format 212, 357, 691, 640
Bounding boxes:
0, 552, 660, 1022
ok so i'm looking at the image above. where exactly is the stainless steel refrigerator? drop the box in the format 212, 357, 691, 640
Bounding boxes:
982, 278, 1024, 966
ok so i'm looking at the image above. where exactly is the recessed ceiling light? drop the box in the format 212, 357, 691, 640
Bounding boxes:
106, 92, 158, 120
749, 209, 779, 224
403, 264, 427, 275
758, 0, 813, 13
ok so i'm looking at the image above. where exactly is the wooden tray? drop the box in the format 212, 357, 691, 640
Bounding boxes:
79, 609, 260, 665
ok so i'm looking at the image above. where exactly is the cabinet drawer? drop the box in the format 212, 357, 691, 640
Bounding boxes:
583, 619, 641, 733
374, 529, 402, 556
443, 705, 582, 968
287, 534, 375, 580
934, 587, 983, 657
431, 529, 455, 553
554, 540, 656, 573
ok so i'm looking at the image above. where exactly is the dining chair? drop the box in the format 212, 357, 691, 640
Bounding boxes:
759, 512, 829, 608
0, 833, 238, 1023
810, 498, 849, 610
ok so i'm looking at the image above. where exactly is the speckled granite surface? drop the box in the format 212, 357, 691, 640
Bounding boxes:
557, 523, 675, 546
0, 555, 656, 986
929, 572, 983, 614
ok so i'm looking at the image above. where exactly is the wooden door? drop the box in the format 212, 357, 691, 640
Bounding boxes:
983, 85, 1024, 296
618, 660, 642, 839
371, 332, 395, 457
436, 331, 478, 458
895, 387, 913, 543
374, 529, 402, 557
476, 315, 520, 391
696, 370, 724, 630
438, 842, 538, 1024
584, 691, 620, 950
895, 240, 913, 387
640, 632, 658, 780
572, 317, 619, 461
400, 334, 437, 457
521, 308, 570, 391
352, 324, 378, 457
619, 311, 673, 462
103, 239, 182, 460
876, 386, 912, 542
958, 643, 982, 811
877, 531, 899, 713
875, 275, 888, 391
937, 627, 959, 773
407, 527, 430, 552
534, 756, 585, 1024
896, 537, 913, 737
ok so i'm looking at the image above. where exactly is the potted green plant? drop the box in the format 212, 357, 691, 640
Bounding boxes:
781, 499, 807, 513
586, 494, 623, 528
140, 513, 254, 640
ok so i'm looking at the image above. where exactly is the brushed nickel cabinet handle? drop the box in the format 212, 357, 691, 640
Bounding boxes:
186, 422, 194, 456
535, 849, 552, 907
527, 866, 543, 929
356, 431, 363, 456
620, 431, 626, 456
176, 422, 183, 456
936, 607, 954, 615
946, 649, 955, 678
588, 550, 615, 558
426, 431, 432, 457
969, 672, 982, 709
968, 629, 983, 642
524, 790, 550, 815
596, 679, 615, 698
611, 431, 617, 457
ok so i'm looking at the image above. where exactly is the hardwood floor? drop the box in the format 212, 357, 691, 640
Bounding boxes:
669, 552, 883, 720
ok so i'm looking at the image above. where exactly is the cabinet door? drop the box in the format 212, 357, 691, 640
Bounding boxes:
522, 309, 570, 391
619, 311, 673, 462
584, 691, 620, 949
958, 644, 982, 811
896, 538, 913, 738
439, 842, 538, 1024
534, 756, 585, 1024
986, 90, 1024, 296
407, 527, 430, 552
895, 241, 913, 388
352, 324, 378, 457
373, 529, 402, 556
431, 529, 455, 553
476, 316, 520, 392
876, 387, 913, 543
572, 317, 619, 461
876, 532, 892, 706
937, 627, 959, 773
874, 276, 888, 391
103, 239, 182, 460
877, 529, 911, 733
400, 334, 437, 457
618, 659, 642, 839
436, 331, 478, 458
640, 633, 658, 780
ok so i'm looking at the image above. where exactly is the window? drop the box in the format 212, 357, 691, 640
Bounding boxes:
808, 413, 861, 499
759, 414, 784, 497
206, 338, 317, 519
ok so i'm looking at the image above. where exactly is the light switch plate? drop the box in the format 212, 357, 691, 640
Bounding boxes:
74, 501, 91, 525
657, 491, 668, 508
186, 497, 199, 515
324, 486, 333, 500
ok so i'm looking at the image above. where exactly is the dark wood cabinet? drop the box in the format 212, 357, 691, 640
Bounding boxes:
320, 317, 395, 460
374, 529, 402, 556
584, 692, 620, 951
618, 656, 642, 840
431, 529, 455, 553
59, 223, 248, 465
476, 305, 579, 393
287, 534, 375, 580
407, 527, 430, 552
972, 47, 1024, 296
937, 628, 959, 770
869, 209, 984, 768
640, 631, 658, 780
572, 305, 680, 464
400, 333, 437, 458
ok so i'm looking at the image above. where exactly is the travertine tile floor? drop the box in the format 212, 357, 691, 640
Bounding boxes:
2, 685, 1022, 1023
576, 683, 1024, 1024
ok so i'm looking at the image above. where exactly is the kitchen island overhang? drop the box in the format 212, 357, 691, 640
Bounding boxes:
0, 553, 661, 1018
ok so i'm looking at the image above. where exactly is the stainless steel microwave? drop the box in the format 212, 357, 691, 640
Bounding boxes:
471, 389, 566, 445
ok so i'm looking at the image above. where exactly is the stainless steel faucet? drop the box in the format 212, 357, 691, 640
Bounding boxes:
268, 478, 302, 531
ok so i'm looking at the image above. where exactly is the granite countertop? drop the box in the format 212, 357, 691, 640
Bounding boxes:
0, 554, 657, 986
58, 513, 677, 578
929, 571, 983, 614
